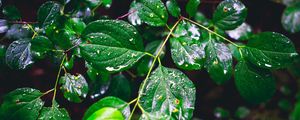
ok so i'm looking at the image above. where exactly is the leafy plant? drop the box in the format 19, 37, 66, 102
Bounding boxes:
0, 0, 299, 119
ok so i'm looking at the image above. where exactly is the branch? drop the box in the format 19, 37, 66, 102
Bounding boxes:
116, 9, 137, 20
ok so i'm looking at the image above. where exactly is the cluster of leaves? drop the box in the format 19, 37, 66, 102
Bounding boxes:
0, 0, 299, 119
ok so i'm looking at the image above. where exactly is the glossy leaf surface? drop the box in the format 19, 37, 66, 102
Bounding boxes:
59, 73, 89, 103
235, 61, 276, 104
166, 0, 181, 18
134, 0, 168, 26
213, 0, 247, 30
139, 66, 196, 119
242, 32, 298, 69
80, 20, 145, 72
205, 37, 233, 84
171, 21, 207, 70
6, 39, 33, 69
0, 88, 44, 120
83, 96, 130, 120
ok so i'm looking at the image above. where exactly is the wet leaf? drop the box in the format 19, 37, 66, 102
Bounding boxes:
38, 101, 70, 120
235, 61, 276, 104
134, 0, 168, 26
80, 20, 145, 72
52, 29, 76, 50
87, 107, 125, 120
166, 0, 181, 18
241, 32, 298, 69
212, 0, 247, 30
65, 18, 86, 35
85, 0, 101, 9
0, 88, 44, 120
102, 0, 112, 8
31, 36, 54, 59
5, 39, 33, 69
186, 0, 201, 17
2, 5, 21, 20
37, 1, 61, 28
281, 2, 300, 33
205, 37, 233, 85
83, 96, 130, 120
226, 23, 252, 40
171, 21, 208, 70
59, 73, 89, 103
139, 65, 196, 119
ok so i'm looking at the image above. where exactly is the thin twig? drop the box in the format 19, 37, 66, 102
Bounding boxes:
52, 55, 67, 106
116, 9, 137, 20
128, 17, 183, 119
9, 21, 38, 24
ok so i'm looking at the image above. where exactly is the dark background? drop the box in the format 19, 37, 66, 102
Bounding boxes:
0, 0, 300, 119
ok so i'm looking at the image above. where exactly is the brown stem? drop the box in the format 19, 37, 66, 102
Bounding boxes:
116, 9, 137, 20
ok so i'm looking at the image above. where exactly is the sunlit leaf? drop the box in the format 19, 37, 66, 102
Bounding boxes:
83, 96, 130, 120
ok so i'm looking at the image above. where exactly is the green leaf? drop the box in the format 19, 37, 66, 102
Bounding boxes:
0, 88, 44, 120
234, 61, 276, 104
241, 32, 298, 69
278, 99, 292, 111
2, 5, 21, 20
102, 0, 113, 8
52, 29, 76, 49
85, 0, 101, 9
136, 40, 165, 76
226, 23, 252, 40
139, 65, 196, 119
212, 0, 247, 30
171, 21, 208, 70
281, 2, 300, 33
291, 101, 300, 120
107, 74, 131, 101
83, 96, 130, 120
37, 1, 61, 27
38, 101, 70, 120
186, 0, 201, 17
194, 12, 210, 27
87, 107, 125, 120
59, 73, 89, 103
0, 45, 5, 65
134, 0, 168, 26
228, 43, 244, 61
63, 55, 75, 70
80, 20, 145, 72
205, 37, 232, 85
65, 18, 86, 35
31, 36, 54, 59
5, 39, 33, 69
166, 0, 181, 18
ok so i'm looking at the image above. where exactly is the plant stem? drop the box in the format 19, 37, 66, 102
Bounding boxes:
128, 98, 138, 105
52, 55, 67, 106
128, 17, 183, 119
42, 88, 54, 96
182, 17, 244, 48
117, 9, 137, 20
